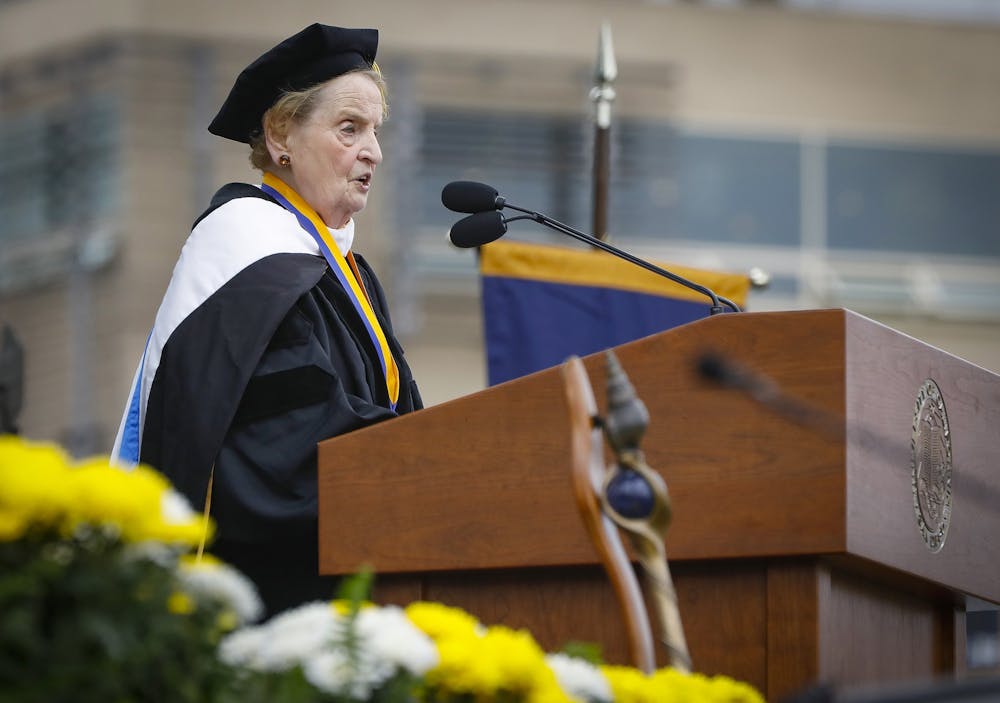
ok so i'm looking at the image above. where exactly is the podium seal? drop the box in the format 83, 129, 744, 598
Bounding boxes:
911, 379, 952, 553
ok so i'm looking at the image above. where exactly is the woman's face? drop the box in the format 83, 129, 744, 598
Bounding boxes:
271, 72, 384, 229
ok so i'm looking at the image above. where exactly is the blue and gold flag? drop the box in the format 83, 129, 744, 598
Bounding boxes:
480, 240, 750, 385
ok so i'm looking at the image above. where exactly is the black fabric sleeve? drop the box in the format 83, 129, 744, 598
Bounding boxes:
211, 279, 404, 544
207, 263, 422, 616
139, 253, 328, 507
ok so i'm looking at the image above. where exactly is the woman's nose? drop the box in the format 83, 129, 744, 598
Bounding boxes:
362, 132, 382, 165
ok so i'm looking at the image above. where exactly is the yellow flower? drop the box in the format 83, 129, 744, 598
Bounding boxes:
67, 460, 163, 537
527, 678, 579, 703
406, 602, 498, 696
654, 668, 766, 702
168, 591, 195, 615
0, 437, 206, 546
65, 459, 205, 545
0, 435, 69, 475
216, 610, 239, 632
426, 632, 501, 696
0, 436, 74, 534
601, 665, 766, 703
647, 668, 697, 702
601, 665, 651, 703
406, 601, 482, 641
0, 510, 28, 541
409, 602, 574, 702
695, 673, 765, 703
480, 625, 550, 694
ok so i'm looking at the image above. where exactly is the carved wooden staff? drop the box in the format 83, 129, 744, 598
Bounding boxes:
563, 352, 692, 673
600, 351, 691, 672
563, 355, 656, 672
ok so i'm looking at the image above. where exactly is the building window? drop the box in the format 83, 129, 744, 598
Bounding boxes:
827, 141, 1000, 258
416, 109, 801, 247
411, 107, 999, 317
0, 94, 120, 295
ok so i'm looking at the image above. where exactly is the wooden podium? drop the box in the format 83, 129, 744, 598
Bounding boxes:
317, 309, 1000, 701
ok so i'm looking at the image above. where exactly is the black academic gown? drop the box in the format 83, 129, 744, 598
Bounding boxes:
137, 184, 422, 616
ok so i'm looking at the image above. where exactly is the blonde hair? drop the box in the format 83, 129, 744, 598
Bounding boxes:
249, 68, 387, 171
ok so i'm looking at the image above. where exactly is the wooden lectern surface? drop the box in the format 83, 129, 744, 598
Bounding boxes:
843, 312, 1000, 604
316, 308, 996, 699
318, 308, 999, 603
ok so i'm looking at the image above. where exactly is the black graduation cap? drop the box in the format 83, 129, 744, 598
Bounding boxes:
209, 24, 378, 144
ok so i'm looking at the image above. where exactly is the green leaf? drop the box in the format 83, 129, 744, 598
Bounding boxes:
336, 566, 375, 609
561, 640, 605, 665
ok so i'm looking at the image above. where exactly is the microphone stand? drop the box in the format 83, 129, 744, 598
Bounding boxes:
502, 205, 741, 315
697, 351, 1000, 512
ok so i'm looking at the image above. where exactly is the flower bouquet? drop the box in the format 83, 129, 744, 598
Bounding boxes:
0, 436, 765, 702
0, 436, 265, 702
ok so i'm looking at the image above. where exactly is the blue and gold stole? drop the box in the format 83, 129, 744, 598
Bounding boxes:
261, 172, 399, 410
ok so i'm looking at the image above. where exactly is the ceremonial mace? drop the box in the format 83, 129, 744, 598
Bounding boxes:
563, 352, 692, 673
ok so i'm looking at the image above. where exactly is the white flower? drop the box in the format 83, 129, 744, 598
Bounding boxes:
221, 601, 438, 697
161, 490, 197, 524
303, 647, 391, 700
219, 626, 270, 668
256, 601, 339, 671
177, 558, 263, 625
302, 649, 355, 696
122, 541, 179, 567
301, 605, 435, 699
546, 653, 613, 703
356, 605, 438, 676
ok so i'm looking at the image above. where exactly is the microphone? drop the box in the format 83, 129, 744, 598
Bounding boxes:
449, 211, 506, 248
697, 351, 841, 440
441, 181, 506, 214
442, 180, 740, 315
697, 352, 781, 407
696, 350, 1000, 515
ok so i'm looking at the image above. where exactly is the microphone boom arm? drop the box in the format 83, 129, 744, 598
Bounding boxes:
503, 204, 740, 314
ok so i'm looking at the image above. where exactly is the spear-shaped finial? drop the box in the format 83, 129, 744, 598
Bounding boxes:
590, 22, 617, 242
592, 22, 618, 128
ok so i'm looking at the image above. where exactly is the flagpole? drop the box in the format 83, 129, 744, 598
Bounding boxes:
590, 22, 617, 242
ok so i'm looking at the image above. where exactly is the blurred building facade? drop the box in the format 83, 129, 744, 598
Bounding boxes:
1, 0, 999, 454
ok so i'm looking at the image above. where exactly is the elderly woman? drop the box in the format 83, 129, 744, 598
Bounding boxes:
112, 25, 422, 615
